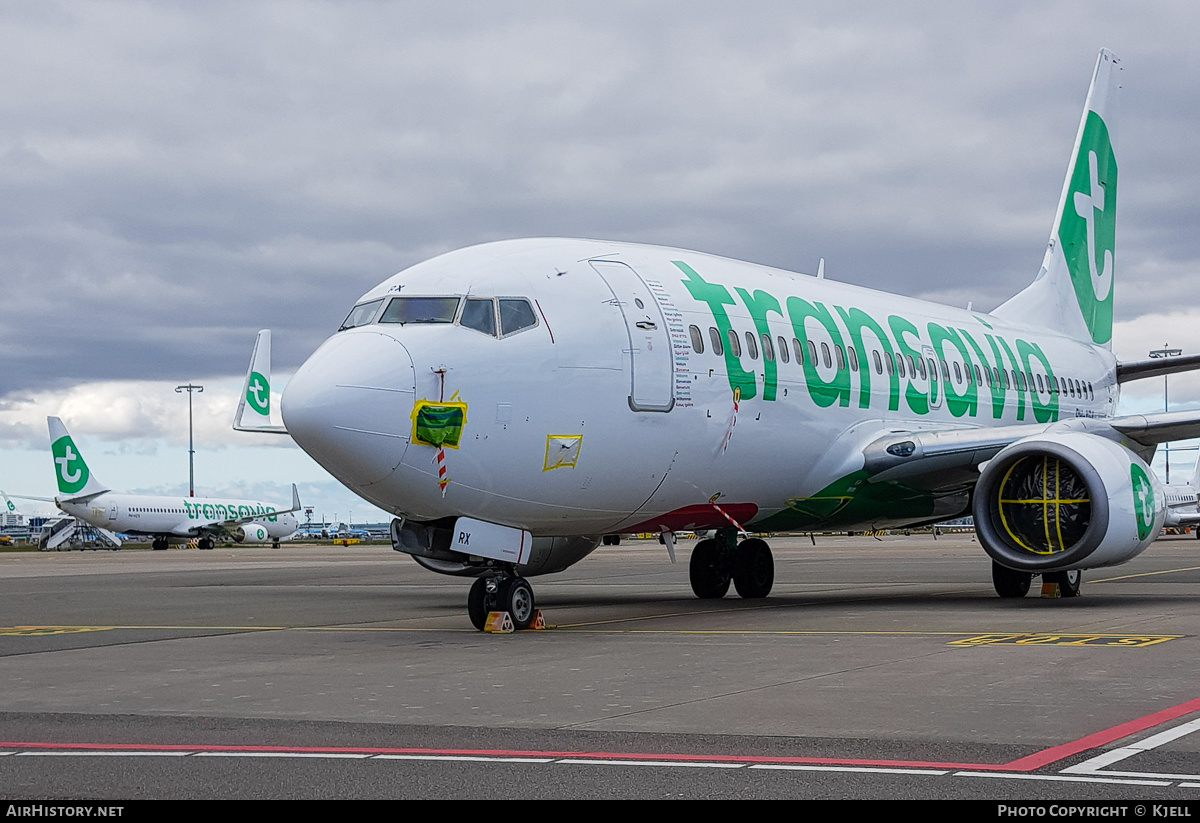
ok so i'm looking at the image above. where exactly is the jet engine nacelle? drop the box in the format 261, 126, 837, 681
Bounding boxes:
973, 432, 1165, 572
232, 522, 271, 543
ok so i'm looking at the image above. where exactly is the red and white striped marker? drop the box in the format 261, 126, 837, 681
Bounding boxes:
720, 387, 741, 453
436, 446, 449, 497
708, 494, 746, 532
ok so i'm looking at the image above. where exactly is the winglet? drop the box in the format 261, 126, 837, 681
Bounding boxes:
234, 330, 289, 434
47, 417, 110, 499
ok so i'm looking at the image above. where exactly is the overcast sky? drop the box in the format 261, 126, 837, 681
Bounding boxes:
4, 1, 1200, 521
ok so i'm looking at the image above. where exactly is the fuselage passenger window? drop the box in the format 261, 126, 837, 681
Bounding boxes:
760, 333, 774, 361
710, 327, 724, 356
688, 325, 705, 354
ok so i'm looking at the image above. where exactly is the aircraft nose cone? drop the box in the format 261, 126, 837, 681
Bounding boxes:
282, 331, 416, 487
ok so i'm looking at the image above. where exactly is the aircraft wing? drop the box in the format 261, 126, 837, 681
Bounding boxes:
862, 409, 1200, 488
3, 491, 55, 503
862, 422, 1054, 486
1117, 353, 1200, 383
1106, 410, 1200, 445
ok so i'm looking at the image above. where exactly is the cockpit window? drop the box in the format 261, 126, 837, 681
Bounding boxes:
460, 298, 496, 336
499, 298, 538, 336
378, 296, 460, 325
339, 298, 384, 331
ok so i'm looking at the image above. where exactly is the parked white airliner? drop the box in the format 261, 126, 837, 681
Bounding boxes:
1160, 460, 1200, 536
48, 417, 301, 550
238, 50, 1200, 628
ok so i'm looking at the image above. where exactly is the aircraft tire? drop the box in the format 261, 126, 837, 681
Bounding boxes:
733, 538, 774, 598
689, 539, 731, 599
152, 538, 167, 551
1044, 569, 1082, 598
992, 561, 1032, 598
499, 577, 536, 630
467, 577, 493, 631
199, 537, 215, 551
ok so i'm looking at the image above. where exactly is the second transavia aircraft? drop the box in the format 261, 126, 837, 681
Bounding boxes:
47, 416, 300, 550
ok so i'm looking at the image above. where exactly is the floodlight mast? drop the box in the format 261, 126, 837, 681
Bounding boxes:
1148, 347, 1183, 483
175, 383, 204, 497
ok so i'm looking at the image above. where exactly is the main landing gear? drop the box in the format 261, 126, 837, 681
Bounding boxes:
992, 562, 1081, 598
468, 573, 536, 631
689, 532, 775, 600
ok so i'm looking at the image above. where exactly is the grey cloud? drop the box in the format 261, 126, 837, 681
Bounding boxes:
2, 1, 1200, 398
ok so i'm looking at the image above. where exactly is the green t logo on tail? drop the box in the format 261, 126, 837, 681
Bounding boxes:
1059, 110, 1117, 345
1130, 464, 1155, 541
51, 436, 90, 495
247, 371, 270, 416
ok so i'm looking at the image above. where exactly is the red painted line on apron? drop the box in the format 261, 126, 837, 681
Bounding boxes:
3, 694, 1198, 772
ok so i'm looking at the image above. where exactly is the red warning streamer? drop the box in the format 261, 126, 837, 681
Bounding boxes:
708, 494, 746, 532
720, 387, 741, 454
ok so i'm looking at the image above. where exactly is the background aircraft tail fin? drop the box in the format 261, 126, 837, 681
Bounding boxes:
47, 417, 109, 499
992, 49, 1120, 349
234, 330, 289, 434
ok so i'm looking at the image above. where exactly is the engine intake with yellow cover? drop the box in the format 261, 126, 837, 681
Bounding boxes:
973, 432, 1164, 572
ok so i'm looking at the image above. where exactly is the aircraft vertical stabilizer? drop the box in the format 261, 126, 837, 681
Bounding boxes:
234, 329, 289, 433
47, 417, 110, 500
993, 49, 1120, 349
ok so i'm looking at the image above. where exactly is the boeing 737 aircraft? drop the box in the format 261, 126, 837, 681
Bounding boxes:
47, 417, 301, 550
238, 50, 1200, 628
1160, 460, 1200, 535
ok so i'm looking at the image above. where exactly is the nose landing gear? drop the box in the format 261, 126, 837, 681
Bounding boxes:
468, 573, 537, 631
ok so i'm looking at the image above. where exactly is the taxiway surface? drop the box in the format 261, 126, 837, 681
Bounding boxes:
2, 533, 1199, 799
